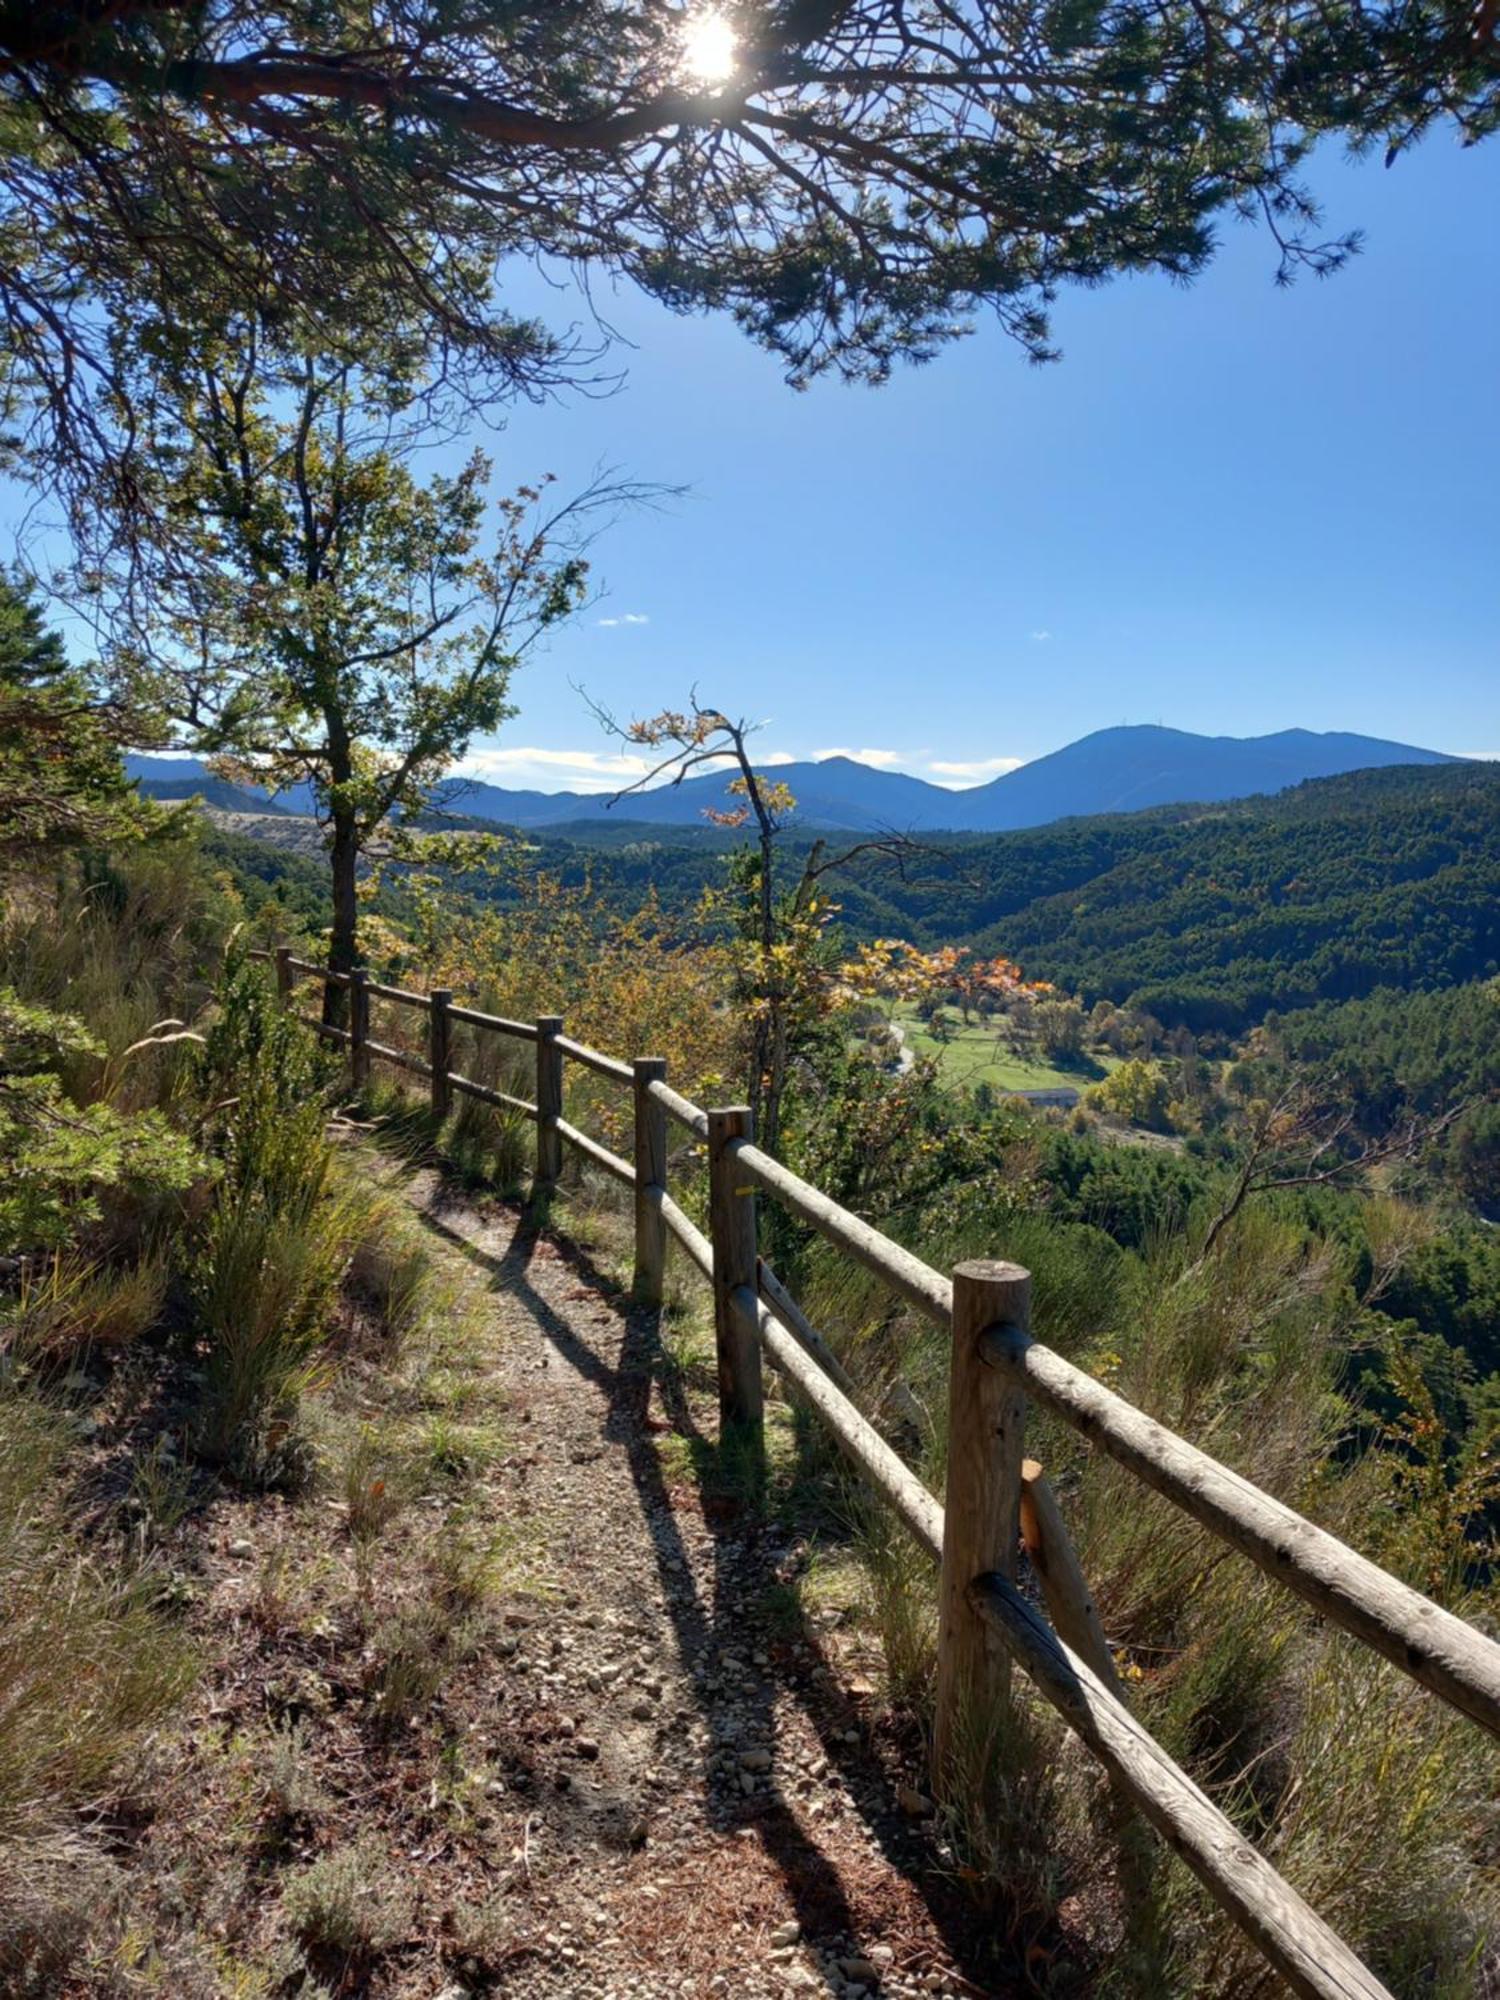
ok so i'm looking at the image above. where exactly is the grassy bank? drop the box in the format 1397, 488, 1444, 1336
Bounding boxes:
887, 1003, 1116, 1097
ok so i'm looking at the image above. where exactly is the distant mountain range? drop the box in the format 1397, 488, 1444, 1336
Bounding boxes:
125, 769, 287, 815
125, 725, 1459, 834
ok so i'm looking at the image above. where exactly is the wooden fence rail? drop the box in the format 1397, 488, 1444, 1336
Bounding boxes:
982, 1322, 1500, 1738
249, 944, 1500, 1999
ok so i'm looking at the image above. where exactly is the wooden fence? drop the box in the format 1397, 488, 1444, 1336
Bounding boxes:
254, 946, 1500, 2000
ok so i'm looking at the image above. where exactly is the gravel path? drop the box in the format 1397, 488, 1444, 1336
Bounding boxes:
401, 1169, 1012, 2000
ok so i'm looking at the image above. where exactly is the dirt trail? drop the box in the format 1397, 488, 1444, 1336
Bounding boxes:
401, 1168, 1011, 2000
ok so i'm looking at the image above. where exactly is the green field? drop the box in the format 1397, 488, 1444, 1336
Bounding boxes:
888, 1004, 1116, 1096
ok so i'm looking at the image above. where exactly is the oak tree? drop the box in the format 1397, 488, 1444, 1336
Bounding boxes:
86, 325, 653, 987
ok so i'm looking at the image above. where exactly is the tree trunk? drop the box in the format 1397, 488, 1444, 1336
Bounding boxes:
325, 803, 360, 1026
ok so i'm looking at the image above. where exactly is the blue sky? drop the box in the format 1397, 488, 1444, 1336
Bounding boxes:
451, 130, 1498, 793
8, 128, 1496, 795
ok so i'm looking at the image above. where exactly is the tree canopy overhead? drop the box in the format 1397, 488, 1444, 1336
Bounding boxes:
3, 0, 1495, 502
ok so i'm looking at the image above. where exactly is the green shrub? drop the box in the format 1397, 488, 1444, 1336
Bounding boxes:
196, 961, 336, 1212
0, 988, 197, 1259
190, 964, 347, 1475
446, 1089, 531, 1191
342, 1200, 434, 1358
191, 1197, 344, 1473
0, 850, 228, 1370
442, 1011, 533, 1188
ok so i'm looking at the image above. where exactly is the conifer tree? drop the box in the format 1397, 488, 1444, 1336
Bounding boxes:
0, 573, 146, 858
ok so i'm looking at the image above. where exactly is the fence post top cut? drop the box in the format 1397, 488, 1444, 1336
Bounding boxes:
633, 1054, 667, 1077
537, 1012, 563, 1031
953, 1257, 1031, 1288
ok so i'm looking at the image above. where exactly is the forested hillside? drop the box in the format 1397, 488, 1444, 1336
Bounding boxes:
953, 763, 1500, 1028
383, 761, 1500, 1037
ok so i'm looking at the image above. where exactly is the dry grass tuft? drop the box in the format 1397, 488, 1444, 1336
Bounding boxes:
1, 1251, 168, 1363
0, 1391, 196, 1990
282, 1835, 415, 1960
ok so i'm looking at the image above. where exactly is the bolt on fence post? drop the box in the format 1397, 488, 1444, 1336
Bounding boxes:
348, 967, 371, 1089
535, 1015, 564, 1190
708, 1105, 764, 1479
429, 988, 453, 1121
932, 1258, 1031, 1799
274, 944, 293, 1007
632, 1056, 668, 1306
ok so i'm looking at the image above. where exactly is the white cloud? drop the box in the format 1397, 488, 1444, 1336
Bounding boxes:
1030, 629, 1052, 642
451, 741, 799, 795
811, 746, 906, 769
453, 745, 657, 793
449, 741, 1034, 796
596, 611, 650, 628
926, 755, 1026, 788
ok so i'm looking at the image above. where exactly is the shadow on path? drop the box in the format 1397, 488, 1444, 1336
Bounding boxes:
413, 1184, 1012, 1994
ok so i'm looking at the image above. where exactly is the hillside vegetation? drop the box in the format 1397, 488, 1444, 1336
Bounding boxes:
956, 765, 1500, 1028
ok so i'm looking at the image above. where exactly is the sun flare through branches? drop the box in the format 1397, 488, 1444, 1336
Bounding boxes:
678, 7, 738, 87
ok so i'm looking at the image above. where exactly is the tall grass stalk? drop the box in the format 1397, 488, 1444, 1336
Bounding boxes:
0, 1251, 168, 1365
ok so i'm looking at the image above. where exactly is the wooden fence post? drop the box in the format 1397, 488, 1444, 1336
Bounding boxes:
933, 1258, 1031, 1796
708, 1105, 763, 1471
429, 988, 453, 1120
274, 945, 293, 1006
632, 1056, 668, 1306
349, 967, 371, 1089
535, 1015, 564, 1190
